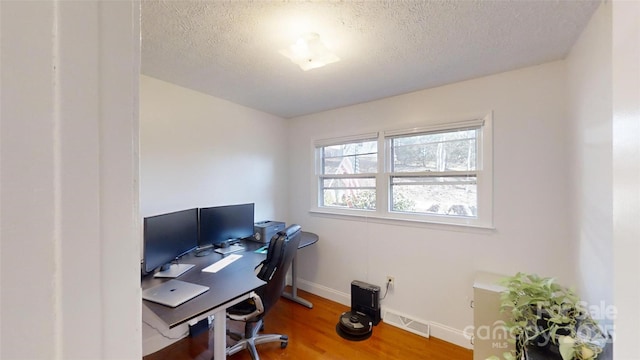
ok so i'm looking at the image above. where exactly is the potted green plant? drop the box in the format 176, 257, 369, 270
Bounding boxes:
487, 272, 606, 360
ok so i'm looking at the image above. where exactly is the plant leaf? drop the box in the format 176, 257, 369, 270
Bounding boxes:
558, 336, 575, 360
580, 345, 596, 359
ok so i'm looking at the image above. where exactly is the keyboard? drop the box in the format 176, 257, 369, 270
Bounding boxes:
202, 254, 242, 273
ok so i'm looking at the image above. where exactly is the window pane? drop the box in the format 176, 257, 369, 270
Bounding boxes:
322, 140, 377, 174
322, 177, 376, 210
391, 129, 477, 172
390, 176, 477, 217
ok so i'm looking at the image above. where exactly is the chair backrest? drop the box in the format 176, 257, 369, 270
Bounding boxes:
255, 224, 301, 312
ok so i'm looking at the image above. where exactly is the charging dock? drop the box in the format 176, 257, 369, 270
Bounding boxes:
335, 280, 381, 341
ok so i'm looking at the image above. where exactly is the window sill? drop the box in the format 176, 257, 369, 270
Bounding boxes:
308, 208, 496, 232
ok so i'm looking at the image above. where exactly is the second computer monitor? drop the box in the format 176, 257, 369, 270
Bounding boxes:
199, 203, 255, 247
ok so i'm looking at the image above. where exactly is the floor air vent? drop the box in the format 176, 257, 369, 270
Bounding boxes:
383, 309, 430, 338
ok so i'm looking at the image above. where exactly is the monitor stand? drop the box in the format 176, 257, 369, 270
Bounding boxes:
214, 244, 244, 255
154, 263, 194, 278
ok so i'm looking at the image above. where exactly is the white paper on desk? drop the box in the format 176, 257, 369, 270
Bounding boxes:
201, 254, 242, 273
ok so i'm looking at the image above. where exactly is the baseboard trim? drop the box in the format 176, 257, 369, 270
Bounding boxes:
296, 278, 350, 307
296, 278, 472, 350
430, 321, 473, 349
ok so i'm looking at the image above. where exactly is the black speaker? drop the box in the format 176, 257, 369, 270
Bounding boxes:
351, 280, 381, 325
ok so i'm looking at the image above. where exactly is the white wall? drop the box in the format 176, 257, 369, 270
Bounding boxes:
140, 75, 289, 221
139, 76, 289, 352
565, 1, 614, 329
612, 1, 640, 358
0, 1, 141, 359
2, 2, 633, 359
287, 61, 572, 347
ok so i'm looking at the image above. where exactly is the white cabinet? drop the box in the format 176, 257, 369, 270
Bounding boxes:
473, 272, 515, 360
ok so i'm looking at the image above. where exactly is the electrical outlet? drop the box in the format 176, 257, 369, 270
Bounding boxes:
386, 275, 395, 288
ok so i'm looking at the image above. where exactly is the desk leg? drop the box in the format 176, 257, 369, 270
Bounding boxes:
213, 308, 226, 359
208, 291, 256, 359
281, 254, 313, 308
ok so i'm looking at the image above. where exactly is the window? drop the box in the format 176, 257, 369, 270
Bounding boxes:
387, 127, 479, 217
316, 134, 378, 210
313, 114, 493, 228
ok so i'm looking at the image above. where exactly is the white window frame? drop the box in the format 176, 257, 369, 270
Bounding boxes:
310, 113, 493, 229
313, 132, 379, 213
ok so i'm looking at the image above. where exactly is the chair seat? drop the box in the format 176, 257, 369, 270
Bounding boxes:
229, 298, 258, 316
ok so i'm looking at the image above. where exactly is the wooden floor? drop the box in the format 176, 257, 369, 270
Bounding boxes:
144, 289, 473, 360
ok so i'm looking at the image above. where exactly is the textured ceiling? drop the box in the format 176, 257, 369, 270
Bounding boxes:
142, 0, 600, 119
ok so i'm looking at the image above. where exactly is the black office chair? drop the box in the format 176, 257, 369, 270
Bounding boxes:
225, 224, 302, 360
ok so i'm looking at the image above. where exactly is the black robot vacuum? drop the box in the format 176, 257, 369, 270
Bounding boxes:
336, 310, 373, 341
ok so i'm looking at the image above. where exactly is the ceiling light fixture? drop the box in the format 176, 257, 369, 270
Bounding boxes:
279, 32, 340, 71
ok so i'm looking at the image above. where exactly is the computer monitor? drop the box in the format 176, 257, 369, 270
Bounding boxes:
143, 208, 199, 275
199, 203, 255, 248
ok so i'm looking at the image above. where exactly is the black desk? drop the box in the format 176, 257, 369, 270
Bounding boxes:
142, 245, 266, 359
142, 231, 319, 358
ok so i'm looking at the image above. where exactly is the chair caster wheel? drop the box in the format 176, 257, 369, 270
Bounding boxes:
280, 341, 287, 349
